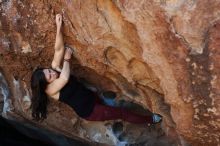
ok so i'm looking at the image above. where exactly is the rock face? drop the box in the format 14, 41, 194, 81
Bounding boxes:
0, 0, 220, 145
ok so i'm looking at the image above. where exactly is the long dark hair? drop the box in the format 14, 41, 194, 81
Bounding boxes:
31, 68, 49, 121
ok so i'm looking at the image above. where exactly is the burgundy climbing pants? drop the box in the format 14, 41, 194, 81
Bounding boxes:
85, 102, 153, 124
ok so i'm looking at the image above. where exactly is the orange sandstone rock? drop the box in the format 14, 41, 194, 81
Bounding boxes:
0, 0, 219, 145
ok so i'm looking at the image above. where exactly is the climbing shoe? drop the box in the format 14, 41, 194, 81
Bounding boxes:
152, 113, 162, 124
102, 91, 116, 99
100, 91, 117, 107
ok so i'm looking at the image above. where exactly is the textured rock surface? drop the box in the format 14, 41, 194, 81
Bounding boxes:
0, 0, 220, 145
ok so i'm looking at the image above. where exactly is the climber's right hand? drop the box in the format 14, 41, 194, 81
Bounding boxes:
56, 14, 62, 29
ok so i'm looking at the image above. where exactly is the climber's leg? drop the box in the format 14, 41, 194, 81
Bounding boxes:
85, 103, 154, 124
78, 82, 119, 107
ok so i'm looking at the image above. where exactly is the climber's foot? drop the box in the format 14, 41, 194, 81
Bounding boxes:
101, 90, 116, 99
152, 113, 162, 124
100, 90, 117, 107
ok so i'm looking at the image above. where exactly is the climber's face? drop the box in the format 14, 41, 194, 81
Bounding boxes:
43, 68, 58, 83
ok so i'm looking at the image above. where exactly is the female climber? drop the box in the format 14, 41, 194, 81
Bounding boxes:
30, 14, 162, 124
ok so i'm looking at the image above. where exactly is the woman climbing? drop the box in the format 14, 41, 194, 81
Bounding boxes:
30, 14, 162, 124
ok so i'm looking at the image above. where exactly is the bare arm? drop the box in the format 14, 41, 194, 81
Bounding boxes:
46, 41, 73, 97
51, 14, 65, 71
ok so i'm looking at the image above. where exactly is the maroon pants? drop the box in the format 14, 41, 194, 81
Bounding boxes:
85, 102, 153, 124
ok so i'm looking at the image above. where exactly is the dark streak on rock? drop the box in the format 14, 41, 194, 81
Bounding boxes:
188, 29, 212, 119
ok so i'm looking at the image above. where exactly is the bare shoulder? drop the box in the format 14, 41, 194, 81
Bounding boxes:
45, 77, 68, 99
